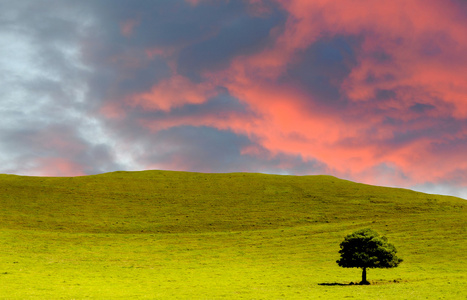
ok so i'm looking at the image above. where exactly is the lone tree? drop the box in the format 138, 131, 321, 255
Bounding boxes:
336, 228, 402, 284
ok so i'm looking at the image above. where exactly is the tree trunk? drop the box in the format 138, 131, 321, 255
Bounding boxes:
361, 267, 369, 285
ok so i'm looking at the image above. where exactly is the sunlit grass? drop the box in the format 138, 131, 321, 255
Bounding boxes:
0, 171, 465, 298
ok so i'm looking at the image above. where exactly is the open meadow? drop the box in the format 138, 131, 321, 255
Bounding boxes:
0, 170, 465, 299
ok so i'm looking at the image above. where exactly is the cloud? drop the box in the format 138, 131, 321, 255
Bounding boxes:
136, 125, 329, 175
197, 0, 467, 194
0, 123, 121, 176
1, 0, 467, 198
129, 75, 217, 112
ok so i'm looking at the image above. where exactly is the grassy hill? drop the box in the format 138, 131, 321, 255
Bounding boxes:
0, 170, 465, 299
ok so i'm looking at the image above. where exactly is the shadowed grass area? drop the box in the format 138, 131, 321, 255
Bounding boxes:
0, 170, 465, 298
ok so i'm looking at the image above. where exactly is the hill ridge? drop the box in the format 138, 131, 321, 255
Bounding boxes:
0, 170, 464, 234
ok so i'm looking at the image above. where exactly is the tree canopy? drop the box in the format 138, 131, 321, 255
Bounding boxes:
336, 228, 403, 284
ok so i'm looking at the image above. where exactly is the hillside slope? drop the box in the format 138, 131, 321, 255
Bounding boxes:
0, 170, 465, 299
0, 170, 464, 233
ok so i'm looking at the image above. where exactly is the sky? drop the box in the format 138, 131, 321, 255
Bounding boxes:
1, 0, 467, 199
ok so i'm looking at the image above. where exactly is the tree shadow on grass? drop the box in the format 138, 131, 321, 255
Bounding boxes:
319, 280, 401, 286
318, 282, 353, 286
318, 282, 368, 286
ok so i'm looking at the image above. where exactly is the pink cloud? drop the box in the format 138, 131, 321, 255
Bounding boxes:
28, 157, 86, 177
120, 18, 140, 37
184, 0, 201, 6
115, 0, 467, 190
271, 0, 467, 114
213, 0, 467, 186
129, 75, 217, 112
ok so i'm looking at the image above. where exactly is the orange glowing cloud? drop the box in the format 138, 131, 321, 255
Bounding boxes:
206, 0, 467, 186
129, 75, 218, 112
119, 0, 467, 189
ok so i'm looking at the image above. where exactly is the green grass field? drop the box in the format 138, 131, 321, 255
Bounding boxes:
0, 170, 465, 299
